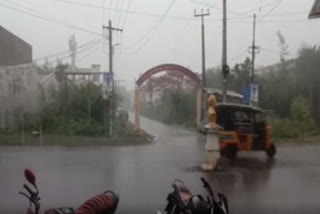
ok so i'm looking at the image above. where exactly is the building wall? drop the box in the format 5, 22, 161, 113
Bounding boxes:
0, 64, 58, 129
0, 26, 32, 66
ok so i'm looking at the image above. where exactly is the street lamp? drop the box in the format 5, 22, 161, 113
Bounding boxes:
112, 43, 120, 54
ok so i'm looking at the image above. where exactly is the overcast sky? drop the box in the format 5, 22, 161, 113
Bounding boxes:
1, 0, 319, 88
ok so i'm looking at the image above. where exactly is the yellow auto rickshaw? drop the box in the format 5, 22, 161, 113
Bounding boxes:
216, 103, 276, 159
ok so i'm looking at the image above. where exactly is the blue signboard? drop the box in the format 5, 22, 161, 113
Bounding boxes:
103, 72, 113, 84
243, 87, 250, 105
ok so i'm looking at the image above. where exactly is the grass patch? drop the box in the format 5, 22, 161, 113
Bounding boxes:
0, 122, 153, 147
270, 118, 320, 142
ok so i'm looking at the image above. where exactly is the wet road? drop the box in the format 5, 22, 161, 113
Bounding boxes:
1, 116, 320, 213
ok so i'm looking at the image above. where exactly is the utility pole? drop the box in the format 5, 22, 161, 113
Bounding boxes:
194, 9, 210, 88
249, 13, 260, 83
248, 14, 260, 106
222, 0, 229, 103
194, 9, 210, 121
103, 20, 122, 137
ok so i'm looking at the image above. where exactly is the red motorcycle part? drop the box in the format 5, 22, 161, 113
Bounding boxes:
75, 191, 119, 214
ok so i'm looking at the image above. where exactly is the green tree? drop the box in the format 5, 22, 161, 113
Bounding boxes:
277, 31, 289, 64
229, 57, 251, 93
294, 46, 320, 123
206, 67, 222, 89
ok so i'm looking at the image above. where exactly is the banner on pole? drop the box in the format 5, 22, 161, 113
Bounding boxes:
250, 83, 259, 103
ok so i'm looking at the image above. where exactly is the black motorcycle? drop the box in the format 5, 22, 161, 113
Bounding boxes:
159, 178, 229, 214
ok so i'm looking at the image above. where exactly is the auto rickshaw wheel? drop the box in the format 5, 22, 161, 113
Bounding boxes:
266, 144, 276, 158
225, 145, 238, 160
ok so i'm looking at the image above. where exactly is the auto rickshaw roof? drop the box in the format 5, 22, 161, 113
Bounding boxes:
216, 103, 263, 113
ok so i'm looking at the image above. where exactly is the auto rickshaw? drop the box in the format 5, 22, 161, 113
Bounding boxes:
216, 103, 276, 159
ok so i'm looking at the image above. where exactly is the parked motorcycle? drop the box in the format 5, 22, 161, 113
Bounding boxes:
159, 177, 229, 214
19, 169, 119, 214
20, 169, 228, 214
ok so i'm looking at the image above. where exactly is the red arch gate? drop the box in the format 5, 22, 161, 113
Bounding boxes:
134, 64, 203, 131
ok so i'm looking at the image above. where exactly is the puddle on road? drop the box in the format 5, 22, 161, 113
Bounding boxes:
184, 156, 275, 175
185, 163, 238, 175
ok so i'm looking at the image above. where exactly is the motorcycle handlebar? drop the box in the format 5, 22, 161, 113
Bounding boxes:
23, 184, 34, 197
200, 178, 213, 195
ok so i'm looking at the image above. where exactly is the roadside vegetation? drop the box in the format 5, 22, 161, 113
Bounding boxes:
0, 63, 152, 146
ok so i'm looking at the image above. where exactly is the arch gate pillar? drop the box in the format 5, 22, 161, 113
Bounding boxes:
134, 86, 141, 131
196, 87, 202, 130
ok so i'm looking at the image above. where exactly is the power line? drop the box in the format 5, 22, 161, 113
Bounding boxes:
259, 0, 264, 12
117, 0, 125, 28
0, 0, 100, 35
2, 0, 100, 35
229, 0, 280, 18
230, 48, 249, 63
53, 0, 197, 20
265, 11, 308, 16
260, 47, 295, 57
58, 38, 103, 62
228, 11, 308, 21
51, 0, 307, 22
108, 0, 112, 20
76, 46, 101, 63
113, 0, 119, 23
229, 19, 309, 24
3, 36, 102, 67
260, 47, 281, 54
102, 0, 106, 25
77, 39, 102, 57
119, 0, 132, 44
34, 36, 101, 63
121, 0, 132, 29
115, 0, 126, 43
258, 0, 283, 22
188, 0, 251, 17
46, 40, 102, 66
122, 0, 177, 53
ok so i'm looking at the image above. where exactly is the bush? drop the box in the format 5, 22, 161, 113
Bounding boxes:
290, 96, 310, 122
71, 119, 105, 136
271, 119, 299, 138
270, 118, 316, 139
268, 97, 315, 139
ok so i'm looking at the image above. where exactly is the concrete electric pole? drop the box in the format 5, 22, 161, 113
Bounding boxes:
248, 14, 260, 106
222, 0, 229, 103
249, 14, 260, 84
194, 9, 210, 88
194, 9, 210, 121
103, 20, 122, 137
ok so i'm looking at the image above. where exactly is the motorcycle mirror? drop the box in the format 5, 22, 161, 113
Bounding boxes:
24, 169, 37, 187
172, 179, 184, 188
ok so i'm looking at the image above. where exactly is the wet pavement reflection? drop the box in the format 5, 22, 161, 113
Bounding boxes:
1, 116, 320, 213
